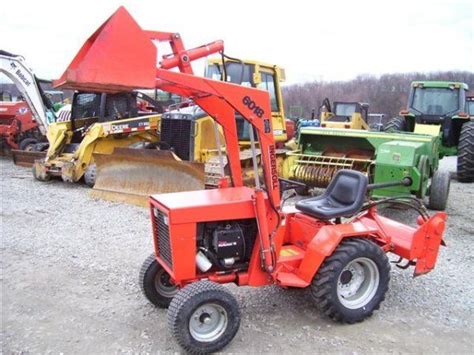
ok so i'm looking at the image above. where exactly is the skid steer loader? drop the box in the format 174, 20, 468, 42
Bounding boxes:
30, 91, 178, 189
89, 57, 291, 205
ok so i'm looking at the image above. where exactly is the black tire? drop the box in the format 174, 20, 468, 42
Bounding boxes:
311, 238, 390, 324
457, 121, 474, 182
383, 116, 407, 132
19, 137, 38, 151
428, 170, 450, 210
32, 161, 51, 181
168, 281, 240, 354
83, 164, 97, 188
295, 186, 310, 196
139, 254, 177, 308
33, 142, 49, 152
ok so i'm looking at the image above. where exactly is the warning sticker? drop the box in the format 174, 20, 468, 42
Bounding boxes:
280, 248, 299, 257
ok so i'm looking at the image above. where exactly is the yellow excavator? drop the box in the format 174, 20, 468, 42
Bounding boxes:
90, 57, 291, 205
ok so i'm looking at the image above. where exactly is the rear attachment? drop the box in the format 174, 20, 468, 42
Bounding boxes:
11, 149, 46, 167
90, 148, 205, 206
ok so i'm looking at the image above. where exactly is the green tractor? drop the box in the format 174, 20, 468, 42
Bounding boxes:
384, 81, 474, 182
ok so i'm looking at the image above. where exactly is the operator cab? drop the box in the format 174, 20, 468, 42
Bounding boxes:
205, 58, 286, 142
408, 82, 465, 123
328, 102, 369, 123
405, 81, 468, 146
68, 91, 161, 145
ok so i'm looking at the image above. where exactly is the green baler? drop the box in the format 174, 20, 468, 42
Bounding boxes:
284, 127, 449, 210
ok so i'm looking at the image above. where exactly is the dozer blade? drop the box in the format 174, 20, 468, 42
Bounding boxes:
11, 150, 46, 167
90, 148, 205, 207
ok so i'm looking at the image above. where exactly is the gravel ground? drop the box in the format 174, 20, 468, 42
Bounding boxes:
1, 156, 473, 354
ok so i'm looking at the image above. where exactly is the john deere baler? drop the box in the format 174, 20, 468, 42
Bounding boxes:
284, 127, 447, 209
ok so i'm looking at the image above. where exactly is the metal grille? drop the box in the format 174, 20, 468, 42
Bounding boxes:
161, 117, 193, 160
153, 209, 172, 268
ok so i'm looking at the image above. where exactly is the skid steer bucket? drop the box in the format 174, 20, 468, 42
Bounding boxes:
90, 148, 205, 206
12, 150, 46, 167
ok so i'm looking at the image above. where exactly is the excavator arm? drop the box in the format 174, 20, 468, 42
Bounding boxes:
0, 51, 52, 134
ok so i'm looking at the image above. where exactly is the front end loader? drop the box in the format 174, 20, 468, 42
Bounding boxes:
384, 81, 473, 182
58, 7, 448, 353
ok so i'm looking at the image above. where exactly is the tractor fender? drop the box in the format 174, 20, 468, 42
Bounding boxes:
296, 221, 381, 283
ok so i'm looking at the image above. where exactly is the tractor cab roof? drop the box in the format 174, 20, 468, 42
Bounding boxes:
411, 81, 469, 90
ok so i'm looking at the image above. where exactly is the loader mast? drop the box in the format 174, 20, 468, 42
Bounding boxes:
156, 68, 281, 208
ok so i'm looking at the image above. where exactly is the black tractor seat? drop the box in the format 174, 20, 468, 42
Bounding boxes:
295, 170, 368, 220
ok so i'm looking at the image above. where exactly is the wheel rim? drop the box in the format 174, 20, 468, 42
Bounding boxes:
337, 257, 379, 309
154, 268, 177, 298
189, 303, 228, 342
24, 144, 35, 151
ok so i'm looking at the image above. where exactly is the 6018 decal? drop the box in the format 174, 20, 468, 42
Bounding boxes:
242, 96, 265, 118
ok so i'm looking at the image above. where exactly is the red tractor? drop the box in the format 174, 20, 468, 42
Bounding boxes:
56, 7, 447, 354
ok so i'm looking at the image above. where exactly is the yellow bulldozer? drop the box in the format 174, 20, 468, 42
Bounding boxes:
90, 57, 291, 205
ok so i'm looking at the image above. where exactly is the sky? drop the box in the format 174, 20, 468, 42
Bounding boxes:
0, 0, 472, 85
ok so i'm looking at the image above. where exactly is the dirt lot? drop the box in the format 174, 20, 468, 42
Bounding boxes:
1, 157, 473, 354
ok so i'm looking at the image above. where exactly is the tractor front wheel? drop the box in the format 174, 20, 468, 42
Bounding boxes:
168, 281, 240, 354
457, 121, 474, 182
428, 170, 450, 210
139, 254, 177, 308
311, 238, 390, 323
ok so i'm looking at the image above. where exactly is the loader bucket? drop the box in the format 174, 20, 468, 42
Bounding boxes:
90, 148, 205, 207
54, 6, 157, 93
11, 150, 46, 167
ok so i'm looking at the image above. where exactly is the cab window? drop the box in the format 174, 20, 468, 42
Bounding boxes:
257, 72, 278, 112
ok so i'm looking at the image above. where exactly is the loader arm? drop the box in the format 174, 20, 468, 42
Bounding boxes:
155, 69, 281, 208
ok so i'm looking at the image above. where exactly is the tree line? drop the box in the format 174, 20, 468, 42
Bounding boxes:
282, 71, 474, 123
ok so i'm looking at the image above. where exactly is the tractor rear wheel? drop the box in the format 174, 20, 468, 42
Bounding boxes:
428, 170, 450, 210
311, 238, 390, 323
168, 281, 240, 354
457, 121, 474, 182
383, 116, 407, 132
139, 254, 177, 308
